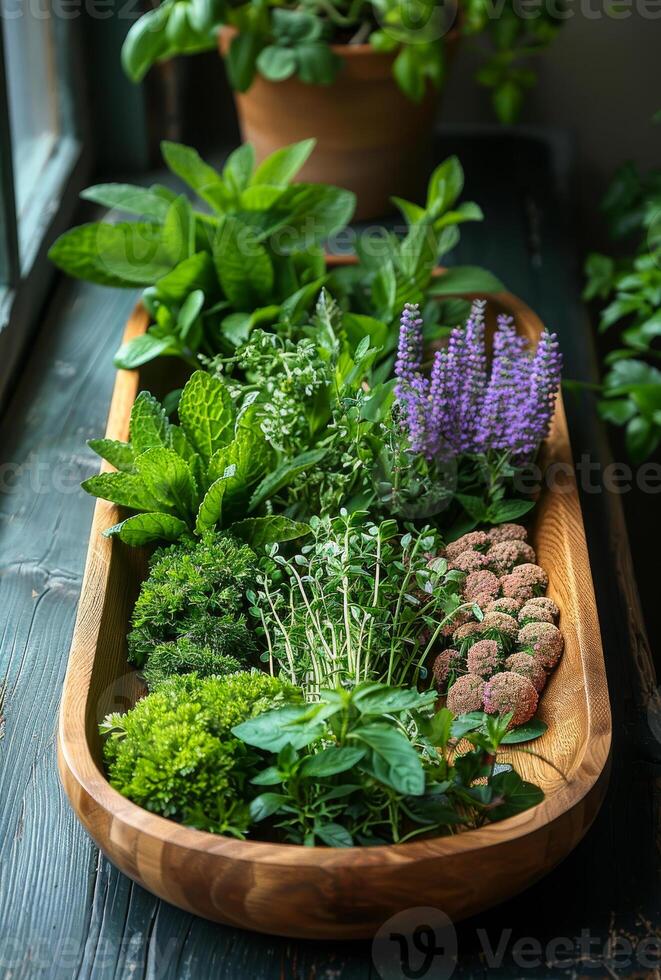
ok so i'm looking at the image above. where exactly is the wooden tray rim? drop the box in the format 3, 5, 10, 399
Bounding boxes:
57, 266, 612, 871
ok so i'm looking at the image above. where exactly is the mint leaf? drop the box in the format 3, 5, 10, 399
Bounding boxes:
88, 439, 135, 473
248, 448, 327, 512
207, 426, 272, 520
429, 265, 504, 296
195, 473, 233, 534
155, 252, 216, 302
161, 141, 227, 211
103, 512, 190, 546
80, 184, 171, 221
178, 371, 235, 462
162, 195, 195, 264
427, 156, 464, 212
229, 516, 311, 548
82, 472, 160, 512
129, 391, 171, 454
48, 222, 175, 287
213, 215, 275, 308
222, 143, 255, 194
134, 448, 198, 519
252, 139, 316, 186
114, 332, 175, 370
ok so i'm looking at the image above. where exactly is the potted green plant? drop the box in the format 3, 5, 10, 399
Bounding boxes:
122, 0, 563, 218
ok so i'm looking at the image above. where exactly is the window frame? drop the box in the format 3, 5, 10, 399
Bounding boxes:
0, 12, 92, 410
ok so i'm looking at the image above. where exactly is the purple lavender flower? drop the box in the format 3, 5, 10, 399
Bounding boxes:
394, 303, 430, 453
394, 301, 562, 463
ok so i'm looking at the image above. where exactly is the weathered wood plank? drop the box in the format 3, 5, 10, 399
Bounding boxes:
0, 282, 138, 980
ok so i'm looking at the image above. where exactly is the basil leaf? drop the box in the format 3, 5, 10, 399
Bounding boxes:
233, 705, 323, 751
500, 719, 548, 744
300, 746, 366, 778
225, 30, 261, 93
486, 498, 535, 524
249, 793, 288, 822
314, 822, 353, 848
256, 45, 297, 82
296, 43, 340, 85
486, 770, 544, 821
121, 5, 170, 82
353, 723, 425, 796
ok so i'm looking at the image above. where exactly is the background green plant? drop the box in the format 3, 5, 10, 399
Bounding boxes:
584, 151, 661, 462
120, 0, 562, 120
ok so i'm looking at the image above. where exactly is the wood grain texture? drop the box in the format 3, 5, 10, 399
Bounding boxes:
57, 262, 612, 940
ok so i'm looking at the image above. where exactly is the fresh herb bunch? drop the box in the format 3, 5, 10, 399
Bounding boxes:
329, 157, 503, 375
121, 0, 561, 122
126, 531, 259, 669
101, 671, 299, 835
50, 146, 502, 380
49, 139, 352, 370
206, 290, 395, 517
208, 290, 383, 452
391, 299, 561, 530
583, 151, 661, 462
252, 511, 473, 695
143, 638, 243, 690
233, 684, 544, 845
83, 369, 309, 547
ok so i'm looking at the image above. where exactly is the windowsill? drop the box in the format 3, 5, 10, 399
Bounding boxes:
0, 133, 90, 410
18, 135, 82, 275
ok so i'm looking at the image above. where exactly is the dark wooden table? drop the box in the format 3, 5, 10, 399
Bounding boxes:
1, 129, 659, 979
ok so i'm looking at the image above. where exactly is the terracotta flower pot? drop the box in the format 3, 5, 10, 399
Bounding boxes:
219, 28, 455, 220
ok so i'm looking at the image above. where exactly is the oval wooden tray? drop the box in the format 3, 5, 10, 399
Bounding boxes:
58, 268, 611, 940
